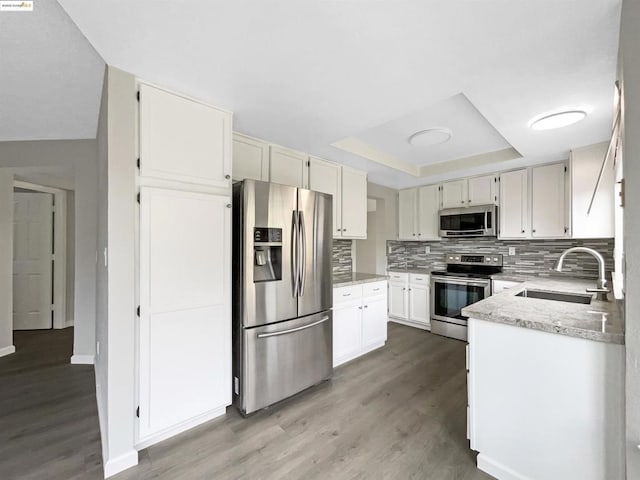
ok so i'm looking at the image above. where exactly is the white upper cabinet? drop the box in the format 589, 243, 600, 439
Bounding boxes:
531, 163, 568, 238
341, 167, 367, 238
468, 174, 499, 206
398, 185, 440, 241
269, 145, 309, 188
417, 184, 440, 240
232, 133, 269, 182
398, 188, 418, 240
139, 83, 231, 188
499, 169, 529, 239
309, 156, 342, 237
441, 179, 468, 209
570, 143, 614, 238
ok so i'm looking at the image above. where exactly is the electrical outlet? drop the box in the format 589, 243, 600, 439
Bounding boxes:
508, 247, 516, 256
425, 246, 431, 254
388, 244, 393, 254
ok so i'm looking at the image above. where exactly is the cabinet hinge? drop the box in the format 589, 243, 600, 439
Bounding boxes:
306, 160, 310, 167
136, 305, 140, 317
136, 406, 140, 418
564, 166, 567, 173
136, 91, 140, 102
137, 192, 141, 204
136, 158, 140, 169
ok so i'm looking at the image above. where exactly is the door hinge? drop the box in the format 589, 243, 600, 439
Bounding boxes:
306, 160, 310, 166
136, 305, 140, 317
137, 192, 141, 204
136, 91, 140, 102
136, 406, 140, 418
137, 158, 140, 169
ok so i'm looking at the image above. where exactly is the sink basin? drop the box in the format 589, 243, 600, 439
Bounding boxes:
515, 289, 592, 304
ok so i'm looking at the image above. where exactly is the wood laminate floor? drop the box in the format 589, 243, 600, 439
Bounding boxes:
0, 324, 492, 480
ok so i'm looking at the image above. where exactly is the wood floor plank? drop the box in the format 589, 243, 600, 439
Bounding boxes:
0, 323, 493, 480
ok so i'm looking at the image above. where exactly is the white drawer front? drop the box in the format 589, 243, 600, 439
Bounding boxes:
492, 279, 522, 294
409, 273, 429, 286
333, 285, 363, 305
362, 281, 387, 298
388, 272, 408, 283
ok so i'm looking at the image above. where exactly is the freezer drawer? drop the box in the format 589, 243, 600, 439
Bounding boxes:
239, 311, 333, 415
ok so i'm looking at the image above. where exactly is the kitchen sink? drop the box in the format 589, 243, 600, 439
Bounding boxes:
515, 289, 592, 304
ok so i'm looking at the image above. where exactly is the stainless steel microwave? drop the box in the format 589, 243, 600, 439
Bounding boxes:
439, 204, 498, 237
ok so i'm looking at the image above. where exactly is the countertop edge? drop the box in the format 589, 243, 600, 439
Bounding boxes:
333, 273, 388, 288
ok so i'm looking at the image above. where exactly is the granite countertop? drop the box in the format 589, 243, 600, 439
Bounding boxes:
333, 272, 388, 288
387, 267, 443, 275
462, 277, 624, 345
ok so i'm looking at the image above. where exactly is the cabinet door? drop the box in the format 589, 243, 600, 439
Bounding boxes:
441, 179, 468, 208
138, 187, 231, 441
408, 284, 430, 327
468, 175, 498, 206
232, 133, 269, 182
333, 303, 363, 367
269, 146, 308, 188
139, 84, 231, 187
341, 167, 367, 238
571, 144, 614, 238
362, 296, 388, 349
531, 163, 567, 238
499, 169, 529, 238
398, 188, 417, 240
388, 282, 408, 319
309, 157, 342, 237
417, 185, 440, 240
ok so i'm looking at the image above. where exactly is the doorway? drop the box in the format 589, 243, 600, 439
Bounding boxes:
12, 181, 69, 334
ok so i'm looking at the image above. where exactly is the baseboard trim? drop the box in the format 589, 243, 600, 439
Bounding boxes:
95, 383, 108, 464
135, 405, 227, 450
70, 354, 95, 365
104, 449, 138, 478
388, 317, 431, 331
477, 453, 529, 480
0, 345, 16, 358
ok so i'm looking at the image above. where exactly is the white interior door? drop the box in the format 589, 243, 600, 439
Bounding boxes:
138, 187, 231, 441
13, 192, 53, 330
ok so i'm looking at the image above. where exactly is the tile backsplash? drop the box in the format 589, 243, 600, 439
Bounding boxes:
332, 239, 353, 275
387, 238, 614, 279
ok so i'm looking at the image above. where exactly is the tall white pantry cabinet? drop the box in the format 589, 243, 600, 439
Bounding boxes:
136, 83, 232, 447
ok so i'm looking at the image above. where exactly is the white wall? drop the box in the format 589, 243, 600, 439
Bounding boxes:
355, 182, 399, 274
0, 172, 14, 356
0, 140, 97, 359
620, 0, 640, 475
97, 65, 138, 477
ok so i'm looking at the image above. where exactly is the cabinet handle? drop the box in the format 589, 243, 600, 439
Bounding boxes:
532, 229, 536, 233
415, 278, 423, 281
373, 288, 380, 291
412, 233, 416, 236
343, 229, 347, 232
226, 204, 232, 208
225, 174, 231, 180
364, 305, 368, 308
418, 233, 421, 236
358, 306, 362, 310
342, 293, 351, 297
521, 229, 525, 233
461, 200, 465, 204
467, 200, 471, 203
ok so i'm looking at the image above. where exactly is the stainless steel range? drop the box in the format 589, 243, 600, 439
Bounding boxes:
430, 253, 503, 341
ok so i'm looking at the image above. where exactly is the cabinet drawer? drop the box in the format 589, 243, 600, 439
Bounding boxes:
363, 281, 387, 298
492, 279, 522, 294
388, 272, 408, 283
409, 273, 429, 286
333, 285, 362, 305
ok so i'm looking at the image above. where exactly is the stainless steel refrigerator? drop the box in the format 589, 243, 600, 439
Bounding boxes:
232, 180, 333, 415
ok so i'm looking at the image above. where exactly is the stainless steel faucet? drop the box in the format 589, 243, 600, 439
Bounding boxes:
553, 247, 610, 301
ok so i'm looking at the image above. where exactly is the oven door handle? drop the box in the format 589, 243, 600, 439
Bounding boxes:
431, 279, 490, 288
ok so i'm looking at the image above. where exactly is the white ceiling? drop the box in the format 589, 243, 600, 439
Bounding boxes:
343, 93, 514, 166
6, 1, 623, 189
0, 0, 105, 141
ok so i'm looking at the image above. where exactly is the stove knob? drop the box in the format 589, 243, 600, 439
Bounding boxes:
485, 258, 491, 262
493, 257, 498, 262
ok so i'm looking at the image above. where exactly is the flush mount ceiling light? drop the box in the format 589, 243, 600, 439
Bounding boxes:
530, 110, 587, 131
408, 127, 453, 146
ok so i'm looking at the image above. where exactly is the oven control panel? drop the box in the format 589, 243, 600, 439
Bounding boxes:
446, 253, 503, 266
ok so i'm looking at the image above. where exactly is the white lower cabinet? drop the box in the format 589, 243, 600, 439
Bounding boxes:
388, 272, 430, 330
491, 279, 522, 294
468, 318, 624, 480
333, 281, 387, 367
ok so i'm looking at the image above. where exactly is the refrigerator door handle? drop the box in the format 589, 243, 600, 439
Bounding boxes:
298, 210, 306, 296
256, 315, 330, 338
291, 210, 299, 297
